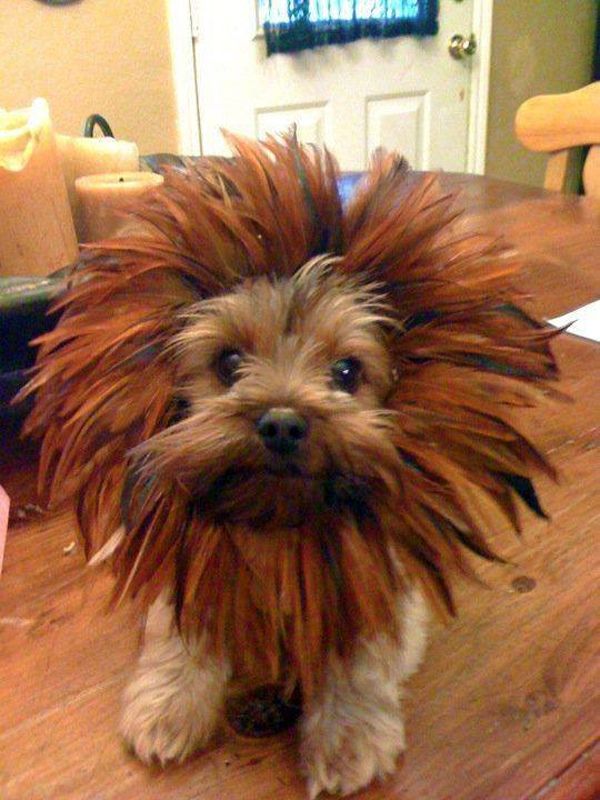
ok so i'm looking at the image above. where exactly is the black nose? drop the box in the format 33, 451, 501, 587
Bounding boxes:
257, 408, 308, 455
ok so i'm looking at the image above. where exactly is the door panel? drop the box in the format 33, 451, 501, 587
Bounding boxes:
255, 103, 331, 148
366, 92, 431, 169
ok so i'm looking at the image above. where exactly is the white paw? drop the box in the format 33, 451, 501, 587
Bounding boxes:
120, 640, 224, 765
301, 706, 405, 797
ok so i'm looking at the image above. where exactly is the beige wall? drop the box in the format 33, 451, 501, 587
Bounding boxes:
0, 0, 179, 155
486, 0, 597, 186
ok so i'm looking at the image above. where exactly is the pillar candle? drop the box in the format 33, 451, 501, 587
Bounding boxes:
57, 134, 140, 240
75, 171, 164, 242
0, 98, 79, 276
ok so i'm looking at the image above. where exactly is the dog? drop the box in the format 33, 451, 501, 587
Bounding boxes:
22, 132, 558, 797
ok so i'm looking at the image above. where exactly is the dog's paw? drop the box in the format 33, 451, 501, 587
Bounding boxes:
301, 707, 405, 798
120, 674, 218, 765
120, 641, 224, 765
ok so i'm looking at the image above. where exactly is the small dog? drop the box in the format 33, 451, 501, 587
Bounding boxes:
23, 133, 558, 797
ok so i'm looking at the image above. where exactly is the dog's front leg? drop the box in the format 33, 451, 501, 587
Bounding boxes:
300, 586, 428, 798
120, 591, 229, 765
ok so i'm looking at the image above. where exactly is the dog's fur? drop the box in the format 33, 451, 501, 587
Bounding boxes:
22, 133, 558, 796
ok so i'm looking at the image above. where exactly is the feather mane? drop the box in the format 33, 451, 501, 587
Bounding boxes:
21, 131, 559, 696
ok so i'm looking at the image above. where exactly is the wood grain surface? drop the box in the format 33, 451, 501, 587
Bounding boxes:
1, 175, 598, 800
514, 82, 600, 152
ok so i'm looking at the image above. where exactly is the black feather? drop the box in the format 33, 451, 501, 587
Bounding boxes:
499, 472, 548, 519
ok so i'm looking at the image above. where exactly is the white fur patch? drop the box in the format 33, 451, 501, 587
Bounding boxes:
88, 526, 125, 566
300, 585, 429, 797
120, 593, 229, 765
120, 584, 428, 796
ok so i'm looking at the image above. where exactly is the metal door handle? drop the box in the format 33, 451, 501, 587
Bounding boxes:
449, 33, 477, 60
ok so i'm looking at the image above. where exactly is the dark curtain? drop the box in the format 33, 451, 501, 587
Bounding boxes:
262, 1, 439, 56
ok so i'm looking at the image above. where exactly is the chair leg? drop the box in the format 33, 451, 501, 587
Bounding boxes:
544, 150, 570, 192
583, 145, 600, 198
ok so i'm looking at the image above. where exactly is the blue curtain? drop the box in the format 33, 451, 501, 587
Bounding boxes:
261, 1, 439, 56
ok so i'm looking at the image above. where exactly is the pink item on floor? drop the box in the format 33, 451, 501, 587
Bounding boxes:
0, 484, 9, 574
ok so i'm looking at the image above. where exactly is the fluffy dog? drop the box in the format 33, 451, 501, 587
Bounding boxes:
23, 133, 558, 797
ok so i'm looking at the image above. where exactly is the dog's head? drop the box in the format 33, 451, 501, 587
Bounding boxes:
143, 258, 398, 528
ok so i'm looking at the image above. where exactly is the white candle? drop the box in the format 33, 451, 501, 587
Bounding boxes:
57, 134, 140, 240
75, 171, 164, 242
0, 98, 79, 276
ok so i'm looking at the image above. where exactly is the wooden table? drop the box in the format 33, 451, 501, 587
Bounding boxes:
1, 175, 599, 800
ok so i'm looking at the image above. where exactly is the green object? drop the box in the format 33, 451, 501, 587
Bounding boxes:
0, 273, 66, 315
0, 269, 69, 418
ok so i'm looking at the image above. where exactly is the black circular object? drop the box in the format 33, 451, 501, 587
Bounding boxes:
331, 356, 363, 394
226, 684, 302, 738
216, 349, 244, 386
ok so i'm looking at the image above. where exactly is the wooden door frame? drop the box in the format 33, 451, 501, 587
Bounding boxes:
168, 0, 492, 172
468, 0, 493, 174
166, 0, 201, 155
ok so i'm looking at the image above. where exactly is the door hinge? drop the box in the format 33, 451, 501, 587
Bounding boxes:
189, 0, 200, 39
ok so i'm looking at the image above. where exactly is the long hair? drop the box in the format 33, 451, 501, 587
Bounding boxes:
22, 132, 559, 696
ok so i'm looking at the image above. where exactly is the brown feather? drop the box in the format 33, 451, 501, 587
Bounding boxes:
20, 131, 560, 698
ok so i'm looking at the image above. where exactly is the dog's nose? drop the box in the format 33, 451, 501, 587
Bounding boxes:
257, 408, 308, 455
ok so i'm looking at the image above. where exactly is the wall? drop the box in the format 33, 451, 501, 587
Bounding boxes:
486, 0, 597, 186
0, 0, 179, 155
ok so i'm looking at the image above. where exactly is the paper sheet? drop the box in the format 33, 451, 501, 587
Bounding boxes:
0, 484, 8, 575
548, 299, 600, 343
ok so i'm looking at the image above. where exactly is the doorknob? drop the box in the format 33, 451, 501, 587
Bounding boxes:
448, 33, 477, 60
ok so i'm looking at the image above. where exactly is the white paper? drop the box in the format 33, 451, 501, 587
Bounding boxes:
548, 299, 600, 343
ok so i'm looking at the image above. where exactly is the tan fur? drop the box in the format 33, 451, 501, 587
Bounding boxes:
121, 584, 427, 797
120, 592, 229, 765
21, 132, 559, 795
301, 585, 429, 798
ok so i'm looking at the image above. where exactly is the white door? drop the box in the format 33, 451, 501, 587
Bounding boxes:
191, 1, 490, 172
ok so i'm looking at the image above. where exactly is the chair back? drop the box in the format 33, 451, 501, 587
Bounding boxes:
515, 82, 600, 196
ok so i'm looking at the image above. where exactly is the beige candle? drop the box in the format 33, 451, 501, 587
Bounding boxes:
0, 98, 79, 276
75, 171, 164, 242
57, 134, 140, 239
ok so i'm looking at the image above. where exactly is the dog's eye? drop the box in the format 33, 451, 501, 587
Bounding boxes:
216, 349, 243, 386
331, 357, 362, 393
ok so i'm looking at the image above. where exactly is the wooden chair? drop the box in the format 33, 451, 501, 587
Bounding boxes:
515, 81, 600, 197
